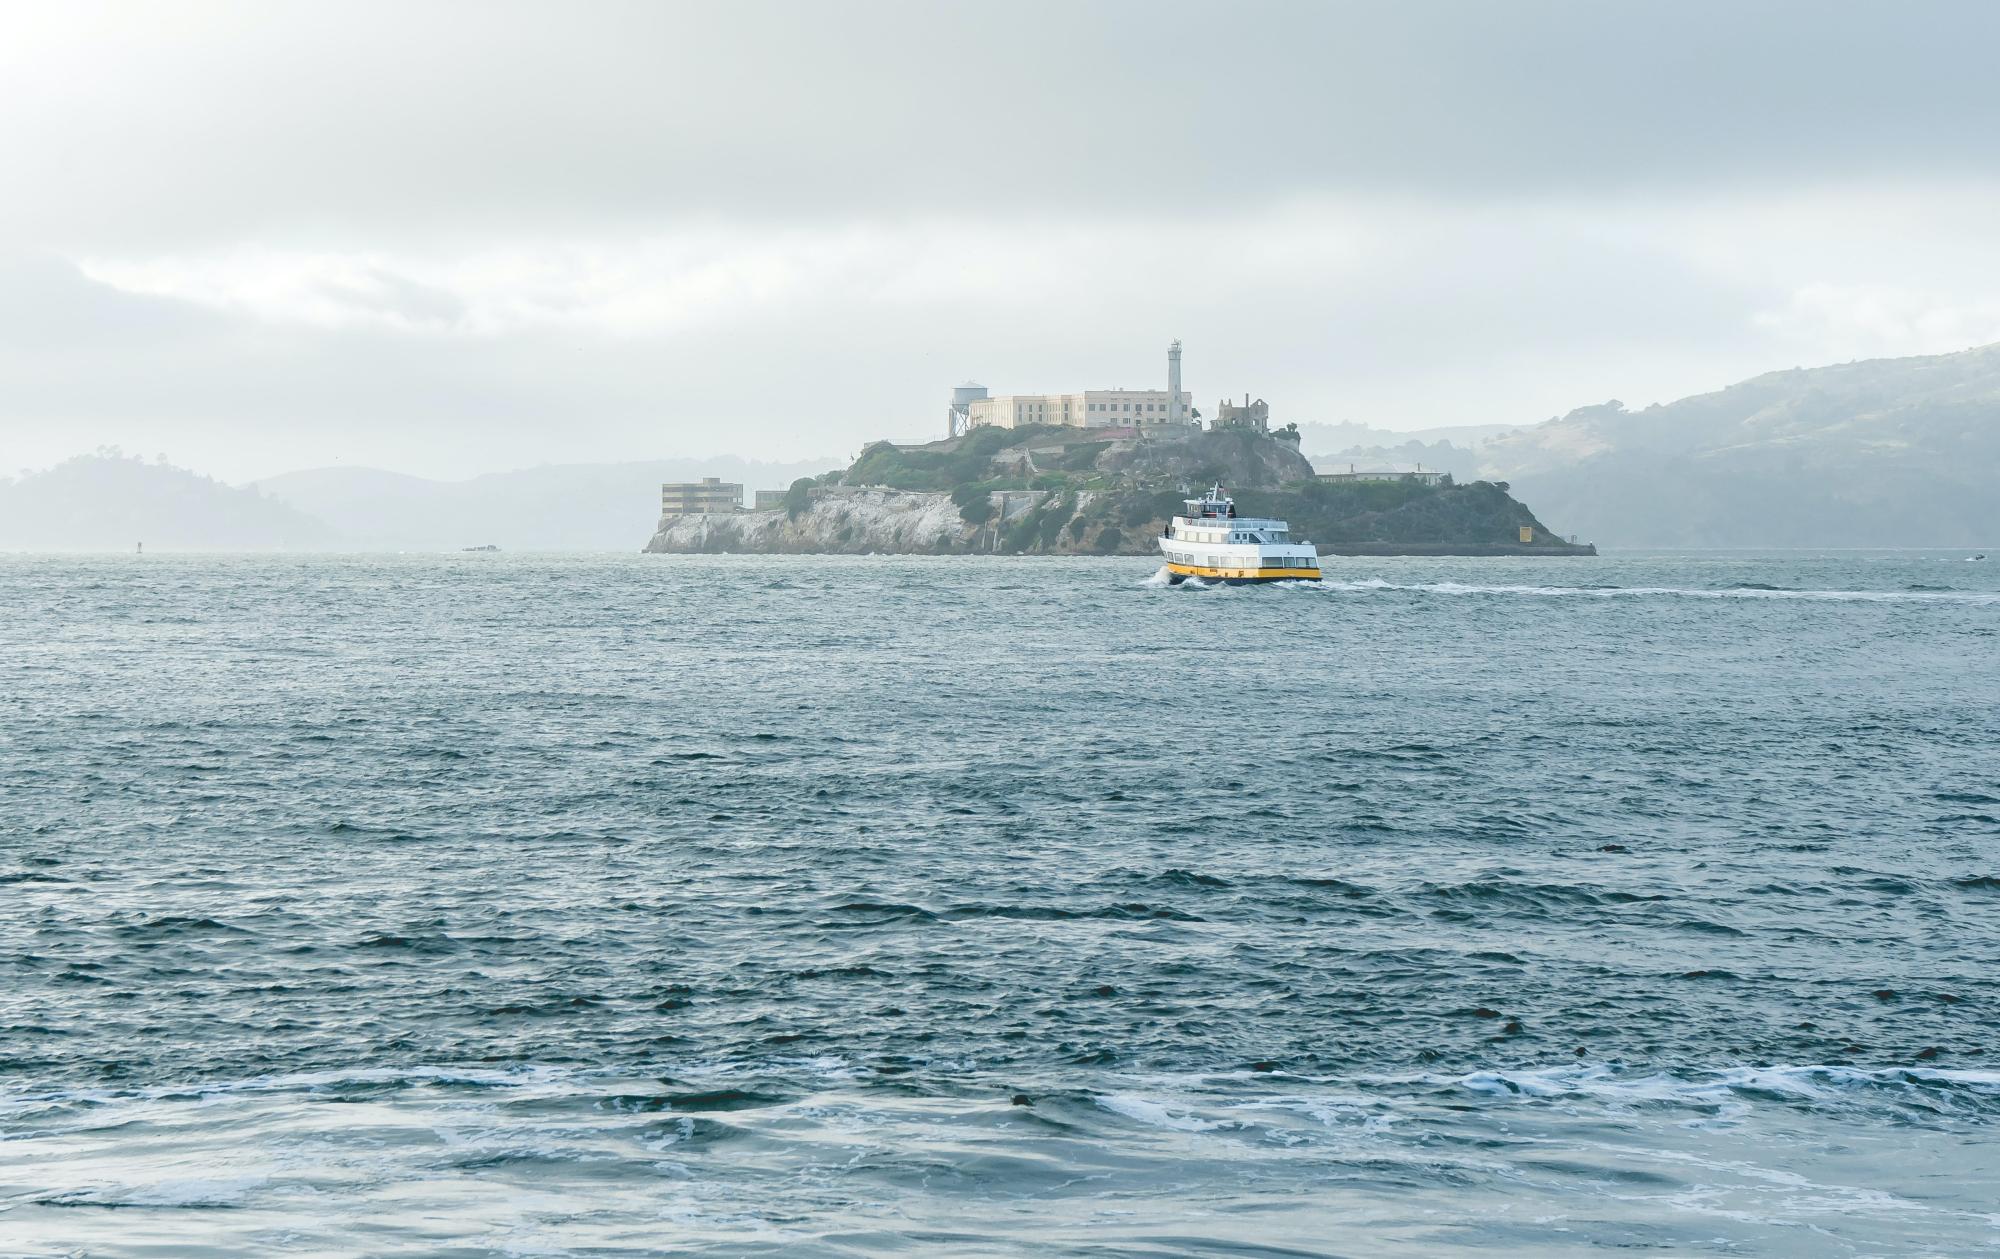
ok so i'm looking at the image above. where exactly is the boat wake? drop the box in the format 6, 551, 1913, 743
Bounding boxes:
1143, 566, 1218, 590
1310, 578, 2000, 604
1143, 567, 1327, 591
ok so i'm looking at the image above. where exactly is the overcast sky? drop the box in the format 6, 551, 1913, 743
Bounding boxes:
6, 0, 2000, 481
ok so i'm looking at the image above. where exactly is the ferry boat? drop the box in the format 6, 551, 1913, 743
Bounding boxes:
1158, 484, 1320, 583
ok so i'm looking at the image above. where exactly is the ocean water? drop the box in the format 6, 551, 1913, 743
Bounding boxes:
2, 550, 1997, 1257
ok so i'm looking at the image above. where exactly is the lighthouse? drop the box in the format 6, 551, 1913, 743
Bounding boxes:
1167, 339, 1184, 427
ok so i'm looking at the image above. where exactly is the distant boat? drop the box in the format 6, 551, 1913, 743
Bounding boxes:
462, 544, 501, 552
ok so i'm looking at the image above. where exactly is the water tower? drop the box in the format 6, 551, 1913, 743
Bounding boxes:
948, 382, 988, 439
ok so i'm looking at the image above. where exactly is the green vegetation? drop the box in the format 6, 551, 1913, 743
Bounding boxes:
1232, 478, 1549, 547
951, 481, 994, 526
1057, 441, 1110, 471
1119, 489, 1183, 526
998, 490, 1078, 553
845, 426, 1060, 491
784, 476, 817, 519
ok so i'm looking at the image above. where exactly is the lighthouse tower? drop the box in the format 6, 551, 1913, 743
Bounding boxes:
1167, 339, 1184, 427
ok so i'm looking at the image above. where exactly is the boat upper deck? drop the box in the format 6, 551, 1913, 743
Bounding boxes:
1171, 514, 1288, 531
1169, 483, 1309, 547
1171, 518, 1298, 544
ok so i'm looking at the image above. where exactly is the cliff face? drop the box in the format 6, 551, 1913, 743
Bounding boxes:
645, 486, 1150, 555
646, 487, 976, 555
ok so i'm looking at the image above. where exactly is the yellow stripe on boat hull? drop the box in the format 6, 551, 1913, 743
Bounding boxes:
1165, 561, 1321, 582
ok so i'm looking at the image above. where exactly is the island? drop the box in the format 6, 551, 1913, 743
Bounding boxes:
643, 426, 1594, 557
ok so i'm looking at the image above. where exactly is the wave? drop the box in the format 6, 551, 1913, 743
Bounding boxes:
1436, 1062, 2000, 1116
1096, 1092, 1234, 1131
1093, 1062, 2000, 1131
37, 1175, 271, 1210
110, 915, 253, 939
0, 1063, 572, 1111
1141, 566, 1214, 590
20, 1057, 1998, 1123
1133, 568, 1999, 601
820, 900, 1205, 924
1310, 578, 2000, 603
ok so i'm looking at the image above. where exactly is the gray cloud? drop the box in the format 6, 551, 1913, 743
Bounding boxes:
7, 1, 1999, 249
4, 2, 2000, 480
0, 255, 220, 348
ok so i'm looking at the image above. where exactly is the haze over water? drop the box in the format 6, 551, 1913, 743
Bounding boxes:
3, 552, 1997, 1256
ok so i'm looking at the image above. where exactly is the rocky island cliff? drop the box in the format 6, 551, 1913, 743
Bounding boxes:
644, 426, 1593, 557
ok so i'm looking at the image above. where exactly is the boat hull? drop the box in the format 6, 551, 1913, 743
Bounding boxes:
1164, 561, 1320, 584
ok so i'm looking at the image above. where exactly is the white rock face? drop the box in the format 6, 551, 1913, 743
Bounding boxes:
644, 486, 979, 554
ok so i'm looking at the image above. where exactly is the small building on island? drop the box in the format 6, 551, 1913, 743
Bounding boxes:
1319, 464, 1451, 487
1213, 395, 1270, 434
752, 488, 789, 511
660, 477, 744, 515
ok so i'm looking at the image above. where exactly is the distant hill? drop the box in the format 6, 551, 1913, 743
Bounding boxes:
1301, 420, 1519, 454
250, 456, 842, 551
1479, 344, 2000, 546
1300, 420, 1518, 484
0, 453, 335, 551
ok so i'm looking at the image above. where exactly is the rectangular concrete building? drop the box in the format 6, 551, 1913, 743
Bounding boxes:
660, 477, 744, 515
966, 389, 1195, 431
1318, 466, 1451, 486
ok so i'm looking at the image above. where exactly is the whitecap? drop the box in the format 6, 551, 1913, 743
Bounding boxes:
1095, 1093, 1227, 1131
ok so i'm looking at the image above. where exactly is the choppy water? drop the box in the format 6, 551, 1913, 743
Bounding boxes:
3, 551, 1997, 1257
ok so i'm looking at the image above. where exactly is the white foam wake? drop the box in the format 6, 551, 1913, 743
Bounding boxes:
1311, 579, 2000, 604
